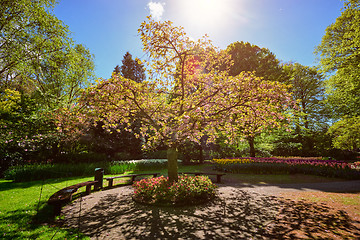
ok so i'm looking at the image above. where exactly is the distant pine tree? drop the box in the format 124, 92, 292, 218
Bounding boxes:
113, 65, 121, 75
99, 52, 146, 159
120, 52, 146, 83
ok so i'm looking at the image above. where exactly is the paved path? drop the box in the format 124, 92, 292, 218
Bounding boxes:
60, 180, 360, 239
222, 180, 360, 195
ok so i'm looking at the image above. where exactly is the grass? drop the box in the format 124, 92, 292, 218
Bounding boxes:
0, 163, 357, 239
279, 191, 360, 231
286, 191, 360, 208
0, 177, 94, 239
306, 193, 360, 206
0, 164, 209, 239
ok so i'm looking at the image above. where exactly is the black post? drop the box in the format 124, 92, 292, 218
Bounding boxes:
94, 168, 104, 190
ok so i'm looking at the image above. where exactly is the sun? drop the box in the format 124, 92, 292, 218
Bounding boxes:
181, 0, 228, 25
172, 0, 235, 37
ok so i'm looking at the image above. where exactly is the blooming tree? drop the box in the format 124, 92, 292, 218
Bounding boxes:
79, 17, 292, 182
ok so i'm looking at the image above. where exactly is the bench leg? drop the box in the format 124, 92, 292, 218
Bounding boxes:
53, 204, 62, 216
216, 175, 222, 183
153, 174, 158, 177
131, 176, 136, 183
108, 179, 113, 187
86, 185, 92, 194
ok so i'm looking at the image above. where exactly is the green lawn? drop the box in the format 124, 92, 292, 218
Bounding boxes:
0, 164, 351, 239
0, 177, 93, 239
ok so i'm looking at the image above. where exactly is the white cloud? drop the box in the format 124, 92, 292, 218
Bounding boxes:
147, 1, 165, 21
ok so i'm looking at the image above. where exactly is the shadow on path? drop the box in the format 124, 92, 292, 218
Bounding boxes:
228, 180, 360, 194
60, 186, 360, 239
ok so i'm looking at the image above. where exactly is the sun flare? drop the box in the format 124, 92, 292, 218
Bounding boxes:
173, 0, 236, 36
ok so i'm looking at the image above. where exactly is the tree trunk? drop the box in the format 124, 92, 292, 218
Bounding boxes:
167, 147, 178, 182
199, 143, 204, 164
248, 136, 256, 158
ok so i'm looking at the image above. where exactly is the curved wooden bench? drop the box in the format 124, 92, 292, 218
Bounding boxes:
179, 172, 225, 183
106, 173, 160, 187
48, 181, 98, 216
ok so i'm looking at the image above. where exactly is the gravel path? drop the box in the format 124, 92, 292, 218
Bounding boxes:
59, 180, 360, 239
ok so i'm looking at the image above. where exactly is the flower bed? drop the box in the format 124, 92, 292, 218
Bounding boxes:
132, 175, 217, 206
351, 161, 360, 170
213, 157, 360, 179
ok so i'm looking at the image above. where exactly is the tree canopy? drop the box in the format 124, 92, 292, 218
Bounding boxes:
316, 0, 360, 117
76, 17, 293, 181
315, 0, 359, 157
119, 51, 146, 83
283, 63, 327, 130
0, 0, 95, 172
328, 116, 360, 151
0, 0, 95, 108
225, 41, 288, 156
280, 63, 330, 156
227, 41, 286, 82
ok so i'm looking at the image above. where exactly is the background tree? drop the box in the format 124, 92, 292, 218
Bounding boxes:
0, 0, 67, 82
0, 0, 95, 109
113, 65, 121, 75
0, 0, 95, 172
117, 51, 145, 157
315, 0, 360, 117
224, 41, 289, 157
328, 116, 360, 152
315, 0, 359, 159
119, 51, 146, 83
77, 17, 292, 182
226, 41, 286, 82
0, 89, 58, 174
83, 121, 142, 160
88, 51, 148, 160
29, 43, 95, 109
280, 63, 329, 156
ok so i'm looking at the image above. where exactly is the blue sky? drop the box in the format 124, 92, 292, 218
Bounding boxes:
53, 0, 343, 79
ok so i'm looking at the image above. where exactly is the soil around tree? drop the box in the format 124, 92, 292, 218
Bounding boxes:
58, 180, 360, 239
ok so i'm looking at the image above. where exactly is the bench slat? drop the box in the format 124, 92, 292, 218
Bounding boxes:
106, 173, 160, 187
106, 173, 160, 180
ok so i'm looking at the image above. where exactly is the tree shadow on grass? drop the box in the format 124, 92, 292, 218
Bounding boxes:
0, 177, 96, 240
60, 187, 360, 239
0, 205, 87, 240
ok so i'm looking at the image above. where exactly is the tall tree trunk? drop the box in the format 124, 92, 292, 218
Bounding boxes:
167, 147, 178, 182
248, 136, 256, 158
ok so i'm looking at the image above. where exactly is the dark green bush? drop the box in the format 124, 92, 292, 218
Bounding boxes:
4, 162, 110, 182
4, 160, 168, 182
143, 150, 168, 159
54, 152, 108, 163
213, 162, 360, 180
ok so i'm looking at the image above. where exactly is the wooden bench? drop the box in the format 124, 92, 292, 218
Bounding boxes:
48, 180, 98, 216
179, 172, 226, 183
106, 173, 160, 187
